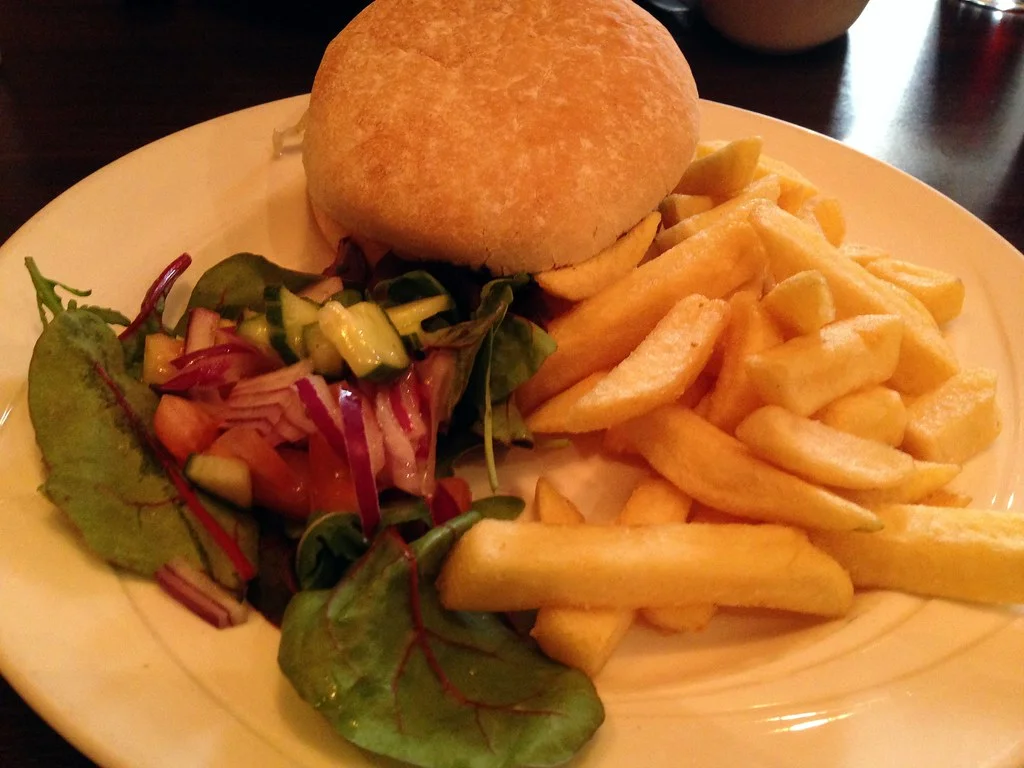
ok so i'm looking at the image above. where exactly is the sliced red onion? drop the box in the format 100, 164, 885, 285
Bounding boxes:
298, 276, 344, 304
231, 360, 314, 395
339, 388, 381, 535
414, 351, 457, 496
158, 350, 273, 393
389, 369, 429, 458
171, 341, 273, 371
224, 375, 317, 445
184, 307, 222, 354
375, 389, 421, 495
155, 558, 250, 629
359, 391, 387, 479
295, 376, 348, 454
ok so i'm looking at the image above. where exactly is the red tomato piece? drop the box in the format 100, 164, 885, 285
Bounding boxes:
153, 394, 220, 465
206, 426, 309, 518
437, 476, 473, 515
307, 432, 359, 515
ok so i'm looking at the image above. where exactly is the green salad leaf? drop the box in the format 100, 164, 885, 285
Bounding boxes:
175, 252, 322, 331
27, 309, 258, 590
279, 513, 604, 768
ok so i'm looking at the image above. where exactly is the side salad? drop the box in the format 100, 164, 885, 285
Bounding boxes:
25, 248, 603, 767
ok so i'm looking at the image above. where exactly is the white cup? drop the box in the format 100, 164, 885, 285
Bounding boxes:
700, 0, 872, 53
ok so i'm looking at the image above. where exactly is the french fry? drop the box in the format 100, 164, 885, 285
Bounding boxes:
601, 375, 712, 456
841, 243, 890, 263
675, 136, 763, 198
534, 476, 586, 524
563, 295, 730, 432
655, 176, 781, 252
749, 204, 958, 394
618, 405, 881, 531
744, 313, 904, 417
796, 194, 846, 247
696, 141, 820, 214
735, 405, 915, 490
902, 368, 1001, 464
659, 193, 715, 228
760, 269, 836, 336
516, 219, 766, 414
814, 385, 908, 447
530, 478, 634, 677
535, 212, 661, 301
919, 489, 972, 508
842, 459, 961, 507
808, 504, 1024, 605
616, 478, 718, 633
525, 371, 607, 435
438, 518, 854, 617
701, 291, 783, 433
858, 257, 965, 326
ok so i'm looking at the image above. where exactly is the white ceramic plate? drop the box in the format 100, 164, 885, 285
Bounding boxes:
0, 95, 1021, 768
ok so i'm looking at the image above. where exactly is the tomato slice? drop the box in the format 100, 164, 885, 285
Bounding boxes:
308, 431, 359, 516
206, 426, 309, 518
153, 394, 220, 464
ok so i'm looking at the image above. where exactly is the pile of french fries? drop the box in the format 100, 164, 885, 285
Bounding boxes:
436, 137, 1024, 678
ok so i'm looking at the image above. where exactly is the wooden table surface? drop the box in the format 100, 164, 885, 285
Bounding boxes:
1, 0, 1021, 765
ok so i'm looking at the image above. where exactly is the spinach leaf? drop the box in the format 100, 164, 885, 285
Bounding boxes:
174, 252, 322, 332
295, 512, 368, 591
488, 315, 556, 404
28, 309, 258, 591
470, 494, 525, 521
279, 513, 603, 768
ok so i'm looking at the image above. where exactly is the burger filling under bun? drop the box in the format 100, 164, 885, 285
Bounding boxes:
303, 0, 699, 275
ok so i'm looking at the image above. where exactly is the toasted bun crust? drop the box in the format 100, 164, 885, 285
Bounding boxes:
303, 0, 699, 274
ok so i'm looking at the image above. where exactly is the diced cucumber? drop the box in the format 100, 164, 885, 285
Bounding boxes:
318, 300, 411, 381
385, 294, 455, 337
184, 453, 253, 509
236, 314, 272, 350
265, 285, 322, 363
302, 323, 346, 377
332, 288, 364, 308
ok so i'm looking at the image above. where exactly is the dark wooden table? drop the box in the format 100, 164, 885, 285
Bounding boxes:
1, 0, 1021, 765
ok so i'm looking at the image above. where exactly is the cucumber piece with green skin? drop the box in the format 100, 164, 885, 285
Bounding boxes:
302, 323, 346, 377
265, 285, 321, 363
184, 454, 253, 509
236, 314, 272, 350
318, 300, 411, 382
385, 294, 455, 337
331, 288, 364, 308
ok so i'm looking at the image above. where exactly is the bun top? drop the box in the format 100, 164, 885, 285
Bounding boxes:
303, 0, 699, 274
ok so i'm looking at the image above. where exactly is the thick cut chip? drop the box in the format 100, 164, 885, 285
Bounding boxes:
533, 476, 585, 525
701, 291, 783, 433
517, 219, 766, 413
919, 489, 972, 508
563, 295, 730, 432
902, 368, 1001, 464
530, 477, 633, 677
439, 519, 854, 617
858, 257, 965, 325
655, 176, 781, 252
535, 212, 661, 301
842, 460, 961, 507
760, 269, 836, 336
618, 405, 881, 531
675, 136, 763, 198
815, 385, 908, 447
735, 405, 915, 490
749, 204, 958, 394
696, 141, 819, 213
809, 504, 1024, 604
744, 314, 904, 417
525, 371, 606, 435
616, 478, 717, 632
796, 194, 845, 246
659, 194, 715, 228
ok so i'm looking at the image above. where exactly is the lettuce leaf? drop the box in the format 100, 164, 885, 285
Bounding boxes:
278, 513, 603, 768
27, 309, 258, 590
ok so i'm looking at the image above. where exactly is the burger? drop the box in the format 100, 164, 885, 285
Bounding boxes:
301, 0, 700, 275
